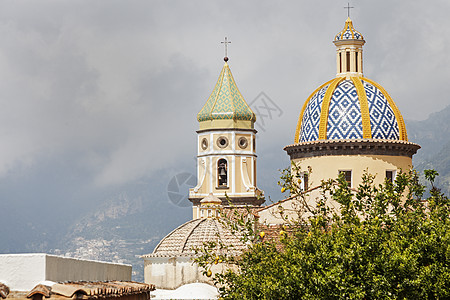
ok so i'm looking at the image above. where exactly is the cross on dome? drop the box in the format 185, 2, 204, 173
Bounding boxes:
344, 2, 354, 17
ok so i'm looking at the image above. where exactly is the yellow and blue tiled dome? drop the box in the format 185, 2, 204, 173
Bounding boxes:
295, 76, 408, 143
334, 17, 364, 41
197, 61, 255, 123
295, 17, 407, 143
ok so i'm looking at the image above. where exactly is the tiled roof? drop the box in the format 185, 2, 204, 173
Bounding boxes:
295, 77, 408, 142
197, 62, 255, 123
334, 17, 364, 41
0, 283, 9, 299
6, 281, 154, 299
142, 218, 246, 257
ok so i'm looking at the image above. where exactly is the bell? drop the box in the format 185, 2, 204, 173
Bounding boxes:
219, 168, 226, 176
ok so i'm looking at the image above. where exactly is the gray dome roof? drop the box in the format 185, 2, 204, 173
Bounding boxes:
142, 218, 246, 257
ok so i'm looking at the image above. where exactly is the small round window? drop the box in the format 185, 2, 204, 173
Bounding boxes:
201, 138, 208, 150
217, 136, 229, 148
238, 137, 248, 149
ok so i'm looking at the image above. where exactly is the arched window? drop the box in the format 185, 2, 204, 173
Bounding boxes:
217, 159, 228, 187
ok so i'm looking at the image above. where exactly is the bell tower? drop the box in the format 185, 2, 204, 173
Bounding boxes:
189, 56, 264, 219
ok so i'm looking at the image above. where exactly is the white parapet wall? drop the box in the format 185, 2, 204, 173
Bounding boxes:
143, 256, 225, 290
0, 253, 132, 291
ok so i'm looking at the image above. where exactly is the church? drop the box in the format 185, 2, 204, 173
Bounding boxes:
142, 16, 420, 290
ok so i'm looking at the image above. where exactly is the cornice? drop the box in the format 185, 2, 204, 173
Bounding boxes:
284, 139, 421, 159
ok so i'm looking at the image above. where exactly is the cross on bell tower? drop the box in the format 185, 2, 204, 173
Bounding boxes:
221, 37, 231, 61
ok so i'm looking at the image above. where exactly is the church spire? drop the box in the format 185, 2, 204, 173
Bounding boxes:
197, 59, 256, 130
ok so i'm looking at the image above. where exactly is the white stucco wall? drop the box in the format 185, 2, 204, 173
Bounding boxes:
0, 253, 46, 292
0, 253, 131, 291
144, 256, 223, 290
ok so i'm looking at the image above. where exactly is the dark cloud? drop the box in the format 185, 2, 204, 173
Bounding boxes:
0, 0, 448, 251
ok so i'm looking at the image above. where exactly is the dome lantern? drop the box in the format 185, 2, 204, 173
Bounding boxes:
199, 193, 222, 219
334, 17, 365, 77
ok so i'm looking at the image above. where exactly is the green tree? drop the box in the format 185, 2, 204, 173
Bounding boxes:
195, 169, 450, 299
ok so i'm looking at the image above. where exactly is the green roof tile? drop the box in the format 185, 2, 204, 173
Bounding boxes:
197, 62, 255, 123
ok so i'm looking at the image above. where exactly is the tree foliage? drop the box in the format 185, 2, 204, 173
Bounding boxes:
195, 169, 450, 299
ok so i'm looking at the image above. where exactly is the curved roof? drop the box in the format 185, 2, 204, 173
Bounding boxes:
143, 218, 246, 257
295, 76, 407, 143
197, 62, 256, 123
334, 17, 364, 41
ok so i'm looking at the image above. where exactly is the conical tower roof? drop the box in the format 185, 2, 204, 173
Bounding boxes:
197, 60, 255, 130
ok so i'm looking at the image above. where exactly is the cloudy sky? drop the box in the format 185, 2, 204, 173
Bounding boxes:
1, 0, 449, 247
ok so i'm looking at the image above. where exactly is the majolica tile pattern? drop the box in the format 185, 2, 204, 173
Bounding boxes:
197, 63, 256, 122
364, 80, 400, 139
334, 17, 364, 41
298, 84, 329, 142
298, 78, 401, 142
327, 80, 364, 140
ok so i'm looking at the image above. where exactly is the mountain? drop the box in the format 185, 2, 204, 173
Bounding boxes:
407, 105, 450, 195
52, 175, 192, 282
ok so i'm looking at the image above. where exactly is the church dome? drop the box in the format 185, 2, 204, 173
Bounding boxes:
143, 218, 245, 257
295, 77, 407, 142
334, 17, 364, 41
294, 18, 407, 143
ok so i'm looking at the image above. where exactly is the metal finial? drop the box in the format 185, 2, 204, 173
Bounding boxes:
221, 37, 231, 61
344, 2, 354, 18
